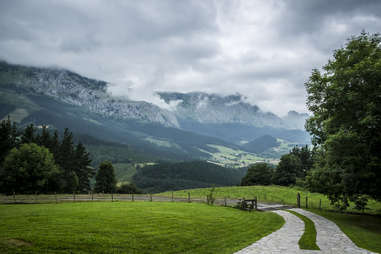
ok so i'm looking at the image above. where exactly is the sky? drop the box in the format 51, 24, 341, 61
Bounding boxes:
1, 0, 381, 116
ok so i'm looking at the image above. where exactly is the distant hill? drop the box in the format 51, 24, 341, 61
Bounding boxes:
242, 135, 280, 154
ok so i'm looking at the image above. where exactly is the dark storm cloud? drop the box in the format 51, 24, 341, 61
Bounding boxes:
0, 0, 380, 115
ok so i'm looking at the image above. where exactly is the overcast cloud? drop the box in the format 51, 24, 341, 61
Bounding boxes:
1, 0, 380, 116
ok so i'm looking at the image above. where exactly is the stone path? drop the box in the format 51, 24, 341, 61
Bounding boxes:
291, 208, 376, 254
235, 208, 375, 254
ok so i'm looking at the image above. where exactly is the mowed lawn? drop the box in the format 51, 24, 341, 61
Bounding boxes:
161, 186, 381, 214
0, 202, 284, 254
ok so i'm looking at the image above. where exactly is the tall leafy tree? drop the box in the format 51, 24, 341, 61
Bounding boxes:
0, 143, 59, 194
94, 161, 116, 193
241, 163, 273, 186
290, 145, 314, 177
305, 32, 381, 209
272, 154, 302, 186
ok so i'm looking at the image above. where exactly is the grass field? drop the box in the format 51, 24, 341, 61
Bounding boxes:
160, 186, 381, 214
309, 208, 381, 253
0, 202, 284, 254
287, 210, 319, 250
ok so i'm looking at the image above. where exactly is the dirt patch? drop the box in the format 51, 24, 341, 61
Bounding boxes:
6, 238, 32, 247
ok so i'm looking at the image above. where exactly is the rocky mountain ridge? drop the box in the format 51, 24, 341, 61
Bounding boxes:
0, 61, 308, 132
0, 61, 179, 127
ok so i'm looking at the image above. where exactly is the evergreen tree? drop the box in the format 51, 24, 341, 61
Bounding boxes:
56, 128, 77, 192
21, 124, 36, 144
94, 161, 116, 193
36, 125, 51, 148
0, 117, 18, 167
73, 142, 94, 192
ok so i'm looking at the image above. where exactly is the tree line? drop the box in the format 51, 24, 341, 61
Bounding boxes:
0, 118, 140, 194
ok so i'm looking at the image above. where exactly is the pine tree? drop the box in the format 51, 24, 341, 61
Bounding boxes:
57, 128, 77, 192
94, 161, 116, 193
74, 142, 94, 192
21, 124, 36, 144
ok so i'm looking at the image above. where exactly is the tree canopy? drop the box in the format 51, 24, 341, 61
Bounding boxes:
95, 161, 116, 193
241, 163, 273, 186
305, 32, 381, 208
0, 143, 59, 194
0, 119, 94, 194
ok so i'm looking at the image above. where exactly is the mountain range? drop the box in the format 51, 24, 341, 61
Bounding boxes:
0, 61, 310, 169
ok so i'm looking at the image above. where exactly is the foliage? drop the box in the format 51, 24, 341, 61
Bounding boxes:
0, 119, 94, 194
0, 143, 59, 194
272, 154, 302, 186
206, 187, 215, 205
94, 161, 116, 193
241, 163, 273, 186
116, 183, 142, 194
287, 210, 319, 250
305, 32, 381, 209
133, 161, 245, 193
0, 202, 284, 254
0, 116, 18, 167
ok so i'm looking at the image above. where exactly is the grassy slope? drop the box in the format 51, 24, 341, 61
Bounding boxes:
0, 202, 284, 254
287, 210, 319, 250
309, 209, 381, 253
161, 186, 381, 214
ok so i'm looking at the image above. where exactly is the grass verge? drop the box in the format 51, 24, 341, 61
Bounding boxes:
308, 208, 381, 253
159, 186, 381, 214
0, 201, 284, 254
287, 210, 319, 250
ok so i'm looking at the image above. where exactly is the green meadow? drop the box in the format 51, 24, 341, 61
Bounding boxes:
161, 185, 381, 214
0, 201, 283, 254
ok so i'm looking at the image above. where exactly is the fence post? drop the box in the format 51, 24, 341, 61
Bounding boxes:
91, 191, 94, 201
297, 193, 301, 208
188, 192, 191, 203
34, 192, 37, 203
255, 196, 258, 210
13, 191, 16, 203
132, 193, 134, 202
171, 192, 174, 202
224, 197, 227, 207
73, 191, 76, 202
55, 192, 58, 204
319, 199, 322, 210
112, 193, 114, 202
150, 193, 152, 202
305, 196, 308, 209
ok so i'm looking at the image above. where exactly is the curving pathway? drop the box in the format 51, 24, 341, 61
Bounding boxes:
235, 208, 375, 254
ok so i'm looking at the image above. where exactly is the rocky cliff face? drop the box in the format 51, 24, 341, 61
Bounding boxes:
0, 61, 179, 127
157, 92, 307, 130
0, 61, 308, 131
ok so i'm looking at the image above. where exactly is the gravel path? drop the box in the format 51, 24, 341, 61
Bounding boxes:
235, 209, 375, 254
